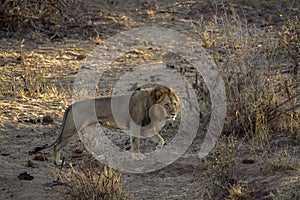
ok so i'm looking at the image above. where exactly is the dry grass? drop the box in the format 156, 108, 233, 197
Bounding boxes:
59, 161, 131, 200
260, 145, 299, 173
197, 2, 299, 198
194, 7, 300, 148
0, 0, 83, 37
8, 39, 59, 97
202, 135, 240, 199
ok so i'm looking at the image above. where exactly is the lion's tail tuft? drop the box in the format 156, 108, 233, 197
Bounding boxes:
28, 144, 49, 155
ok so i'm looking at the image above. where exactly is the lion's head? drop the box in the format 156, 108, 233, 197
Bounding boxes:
148, 86, 180, 121
130, 85, 180, 127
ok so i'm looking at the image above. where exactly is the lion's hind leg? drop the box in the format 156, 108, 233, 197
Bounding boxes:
53, 128, 76, 165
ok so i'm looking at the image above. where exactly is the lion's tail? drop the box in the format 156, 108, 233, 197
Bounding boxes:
28, 125, 63, 155
28, 105, 72, 155
28, 129, 63, 155
28, 142, 55, 155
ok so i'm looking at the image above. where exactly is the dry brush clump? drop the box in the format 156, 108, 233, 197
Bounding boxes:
202, 136, 241, 199
196, 12, 299, 148
0, 38, 62, 98
0, 0, 84, 38
197, 6, 299, 198
60, 161, 131, 200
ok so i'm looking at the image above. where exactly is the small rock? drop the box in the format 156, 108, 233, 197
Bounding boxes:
74, 146, 84, 154
29, 119, 37, 124
42, 115, 53, 124
81, 64, 92, 70
76, 54, 86, 60
33, 154, 47, 161
27, 160, 35, 168
24, 119, 37, 124
18, 172, 34, 180
166, 63, 175, 69
242, 159, 255, 164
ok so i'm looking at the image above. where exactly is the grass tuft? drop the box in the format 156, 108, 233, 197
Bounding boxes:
60, 161, 131, 200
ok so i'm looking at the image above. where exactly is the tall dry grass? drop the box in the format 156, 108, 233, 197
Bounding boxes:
0, 0, 83, 35
197, 5, 299, 198
60, 161, 131, 200
195, 12, 299, 148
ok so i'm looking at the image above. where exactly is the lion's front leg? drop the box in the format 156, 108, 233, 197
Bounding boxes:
130, 136, 140, 153
130, 135, 147, 160
150, 133, 165, 150
130, 120, 141, 153
141, 127, 165, 151
129, 122, 146, 160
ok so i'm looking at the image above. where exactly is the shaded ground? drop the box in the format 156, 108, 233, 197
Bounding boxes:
0, 1, 299, 199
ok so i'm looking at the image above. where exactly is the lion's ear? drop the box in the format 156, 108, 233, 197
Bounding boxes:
155, 90, 164, 101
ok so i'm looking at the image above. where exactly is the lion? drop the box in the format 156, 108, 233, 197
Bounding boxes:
29, 85, 180, 165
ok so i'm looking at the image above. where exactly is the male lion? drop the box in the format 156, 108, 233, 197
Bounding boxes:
29, 85, 180, 165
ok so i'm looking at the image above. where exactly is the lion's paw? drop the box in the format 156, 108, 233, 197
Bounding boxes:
131, 153, 146, 160
54, 158, 66, 166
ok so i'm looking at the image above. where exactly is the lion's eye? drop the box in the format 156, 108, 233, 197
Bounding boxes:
165, 103, 169, 107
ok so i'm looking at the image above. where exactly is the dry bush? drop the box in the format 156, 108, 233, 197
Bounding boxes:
0, 0, 84, 37
202, 136, 241, 199
198, 4, 299, 198
60, 162, 131, 200
2, 38, 62, 98
195, 11, 299, 148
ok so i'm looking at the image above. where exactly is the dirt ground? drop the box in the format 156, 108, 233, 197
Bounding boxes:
0, 1, 299, 199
